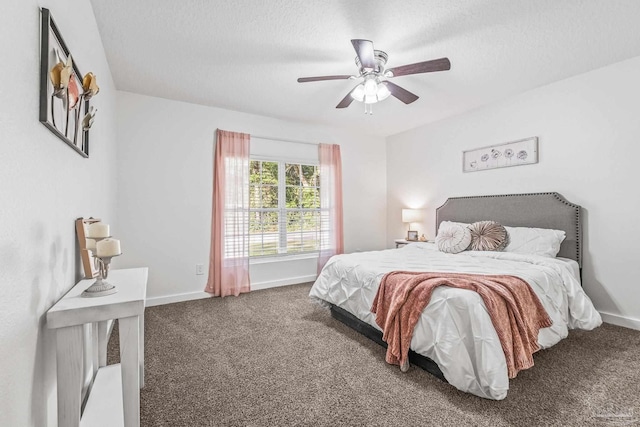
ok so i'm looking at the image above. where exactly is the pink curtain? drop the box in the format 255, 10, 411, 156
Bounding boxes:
205, 129, 251, 297
317, 143, 344, 273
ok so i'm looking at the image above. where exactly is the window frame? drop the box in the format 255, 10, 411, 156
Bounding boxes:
249, 155, 322, 259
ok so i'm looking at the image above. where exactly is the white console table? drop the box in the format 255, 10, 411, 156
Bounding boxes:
47, 268, 148, 427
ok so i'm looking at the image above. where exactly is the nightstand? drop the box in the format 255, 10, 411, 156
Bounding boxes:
395, 239, 412, 248
395, 238, 433, 248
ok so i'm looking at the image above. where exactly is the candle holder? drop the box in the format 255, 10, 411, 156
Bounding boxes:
82, 235, 121, 297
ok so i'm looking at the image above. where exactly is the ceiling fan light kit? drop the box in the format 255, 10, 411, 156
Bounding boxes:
297, 39, 451, 115
350, 76, 391, 102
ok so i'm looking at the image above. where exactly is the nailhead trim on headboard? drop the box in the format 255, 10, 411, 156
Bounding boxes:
435, 192, 582, 267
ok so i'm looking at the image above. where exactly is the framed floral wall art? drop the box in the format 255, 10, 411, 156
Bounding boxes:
463, 137, 538, 173
39, 8, 100, 158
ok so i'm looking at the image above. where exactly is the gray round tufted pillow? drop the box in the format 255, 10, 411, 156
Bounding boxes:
436, 224, 472, 254
468, 220, 509, 251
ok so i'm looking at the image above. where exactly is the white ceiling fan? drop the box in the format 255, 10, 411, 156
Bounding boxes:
297, 39, 451, 114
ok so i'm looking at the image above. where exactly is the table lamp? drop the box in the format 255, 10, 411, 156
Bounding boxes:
402, 208, 423, 240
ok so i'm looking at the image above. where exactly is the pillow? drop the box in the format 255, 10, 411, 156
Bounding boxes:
435, 224, 472, 254
438, 220, 468, 235
439, 220, 566, 257
468, 221, 509, 251
503, 226, 566, 258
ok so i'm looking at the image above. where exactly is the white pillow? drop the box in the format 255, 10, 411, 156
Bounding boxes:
438, 221, 566, 258
437, 221, 468, 236
503, 226, 565, 258
435, 224, 472, 254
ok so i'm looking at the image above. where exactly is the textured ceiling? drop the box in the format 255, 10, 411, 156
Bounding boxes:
90, 0, 640, 136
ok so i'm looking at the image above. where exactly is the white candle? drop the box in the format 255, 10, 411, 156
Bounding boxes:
87, 222, 110, 238
85, 238, 96, 250
96, 238, 121, 257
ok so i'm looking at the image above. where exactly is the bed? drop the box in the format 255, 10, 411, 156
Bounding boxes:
309, 192, 602, 400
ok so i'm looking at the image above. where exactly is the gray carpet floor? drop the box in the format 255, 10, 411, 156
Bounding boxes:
108, 283, 640, 426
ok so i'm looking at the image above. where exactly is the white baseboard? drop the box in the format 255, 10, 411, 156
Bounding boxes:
145, 276, 316, 307
145, 291, 212, 307
251, 275, 317, 291
599, 311, 640, 330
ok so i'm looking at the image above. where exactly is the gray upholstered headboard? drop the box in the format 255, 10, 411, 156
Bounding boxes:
435, 192, 582, 267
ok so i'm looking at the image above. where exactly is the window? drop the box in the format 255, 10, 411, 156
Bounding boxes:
249, 160, 321, 257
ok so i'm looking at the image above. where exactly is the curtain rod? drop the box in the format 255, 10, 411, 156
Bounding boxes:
251, 134, 319, 146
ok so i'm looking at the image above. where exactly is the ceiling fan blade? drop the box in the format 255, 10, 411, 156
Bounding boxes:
336, 89, 356, 109
387, 58, 451, 77
382, 81, 419, 104
351, 39, 376, 69
297, 75, 352, 83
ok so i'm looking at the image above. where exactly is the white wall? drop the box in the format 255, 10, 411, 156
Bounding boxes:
116, 91, 387, 303
0, 2, 118, 426
386, 55, 640, 328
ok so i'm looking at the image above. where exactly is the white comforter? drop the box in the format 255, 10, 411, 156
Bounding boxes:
309, 242, 602, 400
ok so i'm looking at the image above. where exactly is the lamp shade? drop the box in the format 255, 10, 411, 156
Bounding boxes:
402, 209, 422, 223
350, 84, 365, 102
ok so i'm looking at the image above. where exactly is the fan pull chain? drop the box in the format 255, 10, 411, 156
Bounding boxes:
364, 104, 373, 115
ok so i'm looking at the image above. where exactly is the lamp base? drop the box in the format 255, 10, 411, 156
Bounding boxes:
81, 278, 117, 297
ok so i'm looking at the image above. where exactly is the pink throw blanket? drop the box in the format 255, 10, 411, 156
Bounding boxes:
371, 271, 552, 378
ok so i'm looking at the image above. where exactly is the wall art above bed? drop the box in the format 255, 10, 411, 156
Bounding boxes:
463, 137, 538, 173
39, 8, 100, 158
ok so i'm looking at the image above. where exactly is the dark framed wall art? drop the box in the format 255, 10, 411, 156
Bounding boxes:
39, 8, 100, 158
